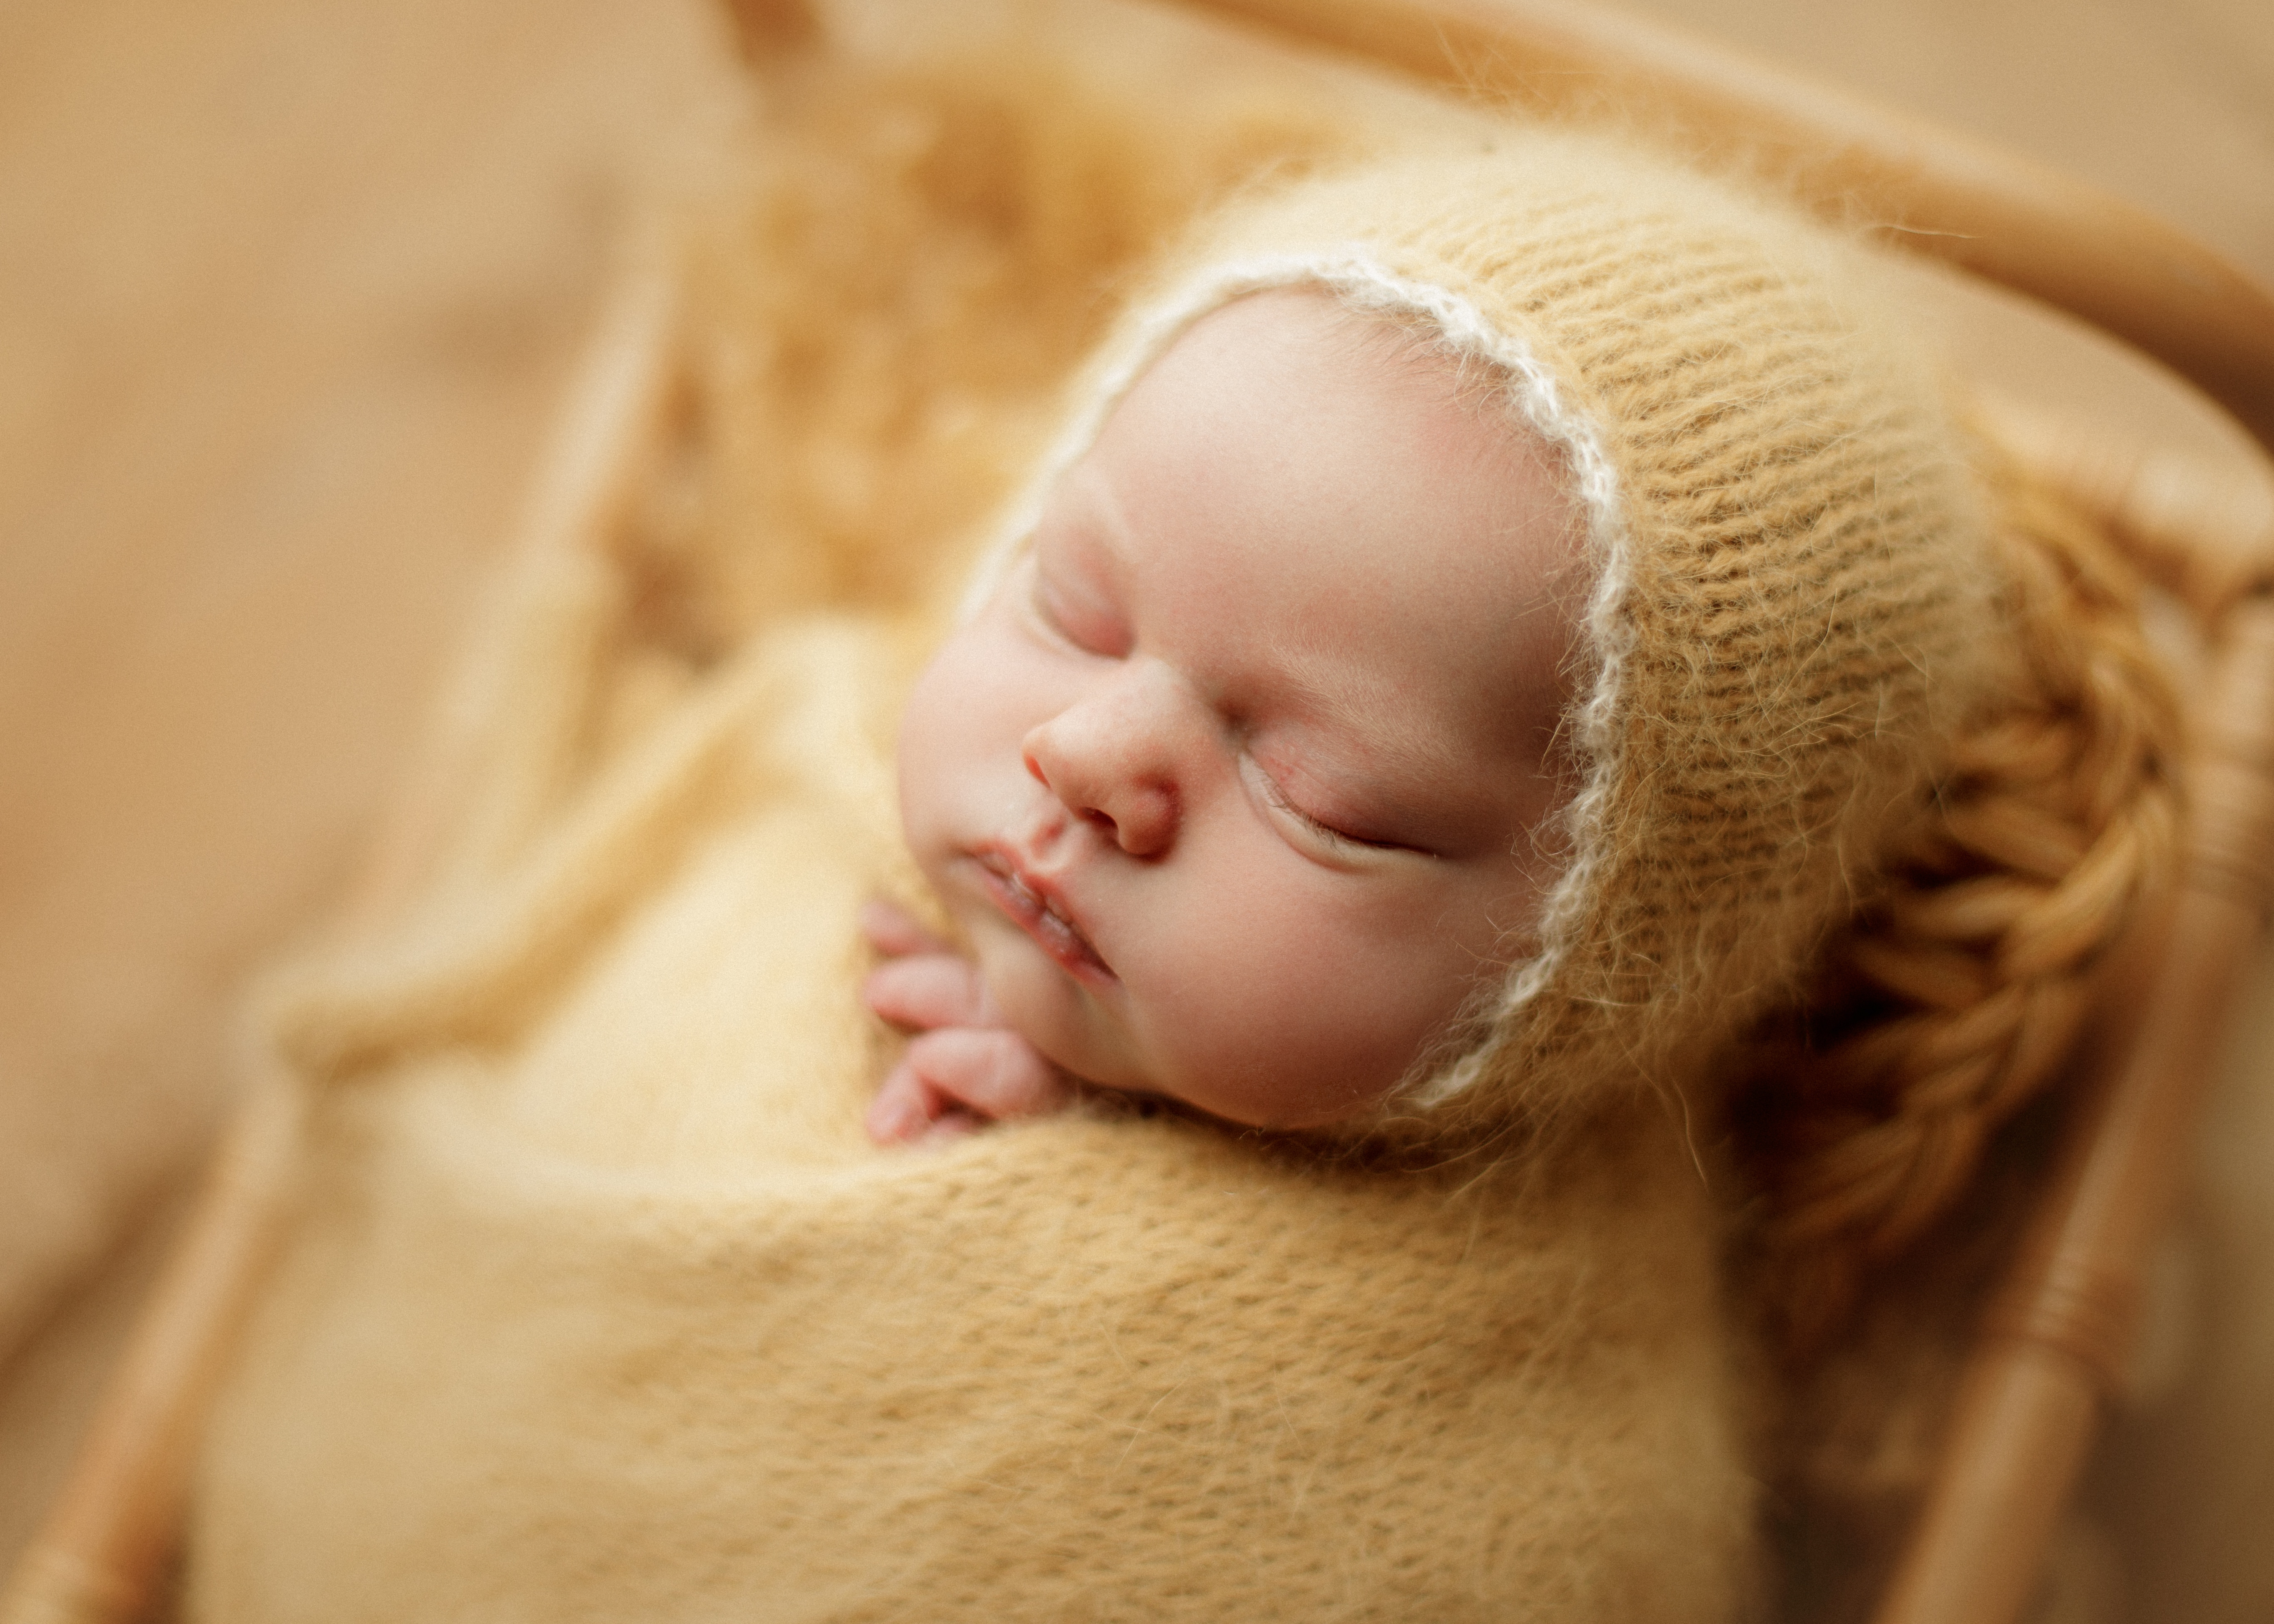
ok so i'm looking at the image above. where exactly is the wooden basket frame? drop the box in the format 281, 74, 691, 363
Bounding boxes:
7, 3, 2274, 1621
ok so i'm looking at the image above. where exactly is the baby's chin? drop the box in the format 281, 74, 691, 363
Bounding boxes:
1162, 1070, 1406, 1135
965, 925, 1154, 1097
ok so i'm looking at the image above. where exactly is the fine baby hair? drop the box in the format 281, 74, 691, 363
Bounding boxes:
175, 40, 2182, 1624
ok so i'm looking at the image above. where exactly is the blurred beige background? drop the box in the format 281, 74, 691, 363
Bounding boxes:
1, 0, 2268, 1619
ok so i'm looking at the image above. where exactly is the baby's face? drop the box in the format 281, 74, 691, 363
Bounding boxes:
898, 291, 1578, 1129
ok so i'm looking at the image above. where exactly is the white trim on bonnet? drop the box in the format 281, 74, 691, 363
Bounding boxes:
958, 248, 1635, 1105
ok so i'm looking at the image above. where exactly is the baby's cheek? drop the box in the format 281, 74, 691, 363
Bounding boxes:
1139, 883, 1452, 1129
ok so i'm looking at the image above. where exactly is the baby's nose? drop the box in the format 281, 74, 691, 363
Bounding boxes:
1022, 667, 1189, 858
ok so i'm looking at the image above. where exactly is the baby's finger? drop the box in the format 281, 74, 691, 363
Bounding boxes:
863, 955, 991, 1032
919, 1108, 988, 1144
858, 898, 950, 959
863, 1062, 934, 1146
863, 1060, 996, 1148
905, 1028, 1073, 1122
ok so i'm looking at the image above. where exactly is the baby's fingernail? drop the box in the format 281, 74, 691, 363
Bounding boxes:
923, 1109, 985, 1144
865, 1089, 918, 1146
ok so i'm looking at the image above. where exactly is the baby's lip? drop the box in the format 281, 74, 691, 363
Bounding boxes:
972, 844, 1117, 987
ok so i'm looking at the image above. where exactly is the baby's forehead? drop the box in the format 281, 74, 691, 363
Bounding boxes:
1054, 286, 1586, 756
1123, 286, 1578, 496
1306, 295, 1529, 423
1174, 287, 1549, 438
1135, 289, 1585, 600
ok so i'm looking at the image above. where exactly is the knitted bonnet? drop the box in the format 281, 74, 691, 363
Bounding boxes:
979, 129, 2007, 1128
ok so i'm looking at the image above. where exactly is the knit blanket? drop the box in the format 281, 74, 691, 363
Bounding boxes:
185, 617, 1751, 1624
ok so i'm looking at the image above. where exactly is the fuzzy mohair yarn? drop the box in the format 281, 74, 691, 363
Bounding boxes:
188, 619, 1755, 1624
997, 134, 2005, 1135
178, 39, 2055, 1624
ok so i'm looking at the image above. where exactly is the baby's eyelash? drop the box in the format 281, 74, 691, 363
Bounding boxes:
1258, 771, 1378, 852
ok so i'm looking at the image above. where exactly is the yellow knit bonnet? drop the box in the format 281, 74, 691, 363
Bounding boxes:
977, 129, 2007, 1129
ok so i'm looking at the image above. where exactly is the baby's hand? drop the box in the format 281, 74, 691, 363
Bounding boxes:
858, 900, 1074, 1146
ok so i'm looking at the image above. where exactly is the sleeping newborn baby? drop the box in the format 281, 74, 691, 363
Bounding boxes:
187, 130, 2006, 1624
865, 287, 1580, 1143
861, 145, 1994, 1156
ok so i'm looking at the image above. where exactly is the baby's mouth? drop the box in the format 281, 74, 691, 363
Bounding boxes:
974, 851, 1115, 985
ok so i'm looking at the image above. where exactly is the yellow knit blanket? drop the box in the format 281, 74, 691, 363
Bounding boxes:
177, 22, 1761, 1613
186, 616, 1751, 1623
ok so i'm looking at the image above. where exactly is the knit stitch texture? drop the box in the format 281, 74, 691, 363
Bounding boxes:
182, 42, 2019, 1624
187, 621, 1752, 1624
986, 137, 2005, 1133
